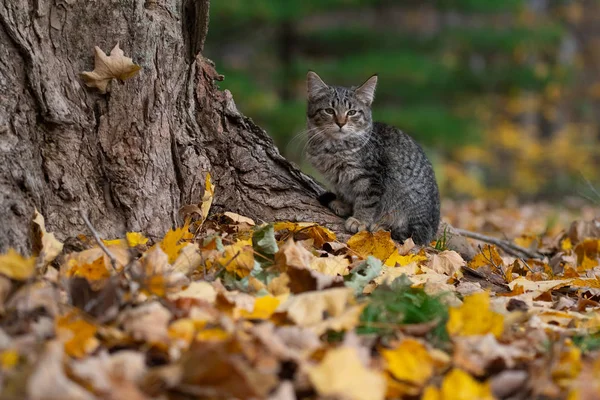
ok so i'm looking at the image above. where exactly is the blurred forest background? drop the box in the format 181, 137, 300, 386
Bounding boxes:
205, 0, 600, 201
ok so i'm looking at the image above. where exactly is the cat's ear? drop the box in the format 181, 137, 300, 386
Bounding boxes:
307, 71, 329, 100
355, 74, 378, 105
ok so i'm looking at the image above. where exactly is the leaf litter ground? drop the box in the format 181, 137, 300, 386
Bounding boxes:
1, 180, 600, 399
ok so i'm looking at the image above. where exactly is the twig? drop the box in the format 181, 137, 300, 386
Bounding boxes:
453, 228, 544, 259
80, 210, 118, 270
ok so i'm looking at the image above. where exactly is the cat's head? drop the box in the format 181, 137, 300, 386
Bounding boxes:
306, 71, 377, 138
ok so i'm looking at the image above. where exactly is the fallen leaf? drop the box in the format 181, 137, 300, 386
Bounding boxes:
27, 341, 94, 400
345, 256, 382, 295
469, 244, 503, 271
55, 311, 99, 358
453, 334, 527, 375
274, 222, 336, 248
0, 249, 36, 280
118, 302, 171, 344
447, 292, 504, 338
422, 368, 494, 400
81, 43, 141, 93
278, 287, 362, 334
200, 173, 215, 224
310, 254, 350, 276
133, 246, 188, 297
103, 232, 148, 247
382, 339, 435, 393
239, 295, 280, 319
347, 230, 397, 261
176, 340, 278, 398
427, 250, 465, 277
70, 350, 147, 395
171, 243, 204, 275
215, 239, 255, 278
307, 346, 386, 400
159, 223, 194, 264
385, 251, 428, 267
253, 224, 279, 259
223, 212, 255, 226
1, 349, 19, 370
31, 209, 64, 266
168, 280, 216, 303
275, 239, 314, 270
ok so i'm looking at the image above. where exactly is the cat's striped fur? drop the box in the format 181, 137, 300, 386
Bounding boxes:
305, 71, 440, 245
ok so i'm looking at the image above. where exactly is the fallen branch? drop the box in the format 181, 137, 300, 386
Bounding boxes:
452, 228, 544, 260
80, 210, 119, 270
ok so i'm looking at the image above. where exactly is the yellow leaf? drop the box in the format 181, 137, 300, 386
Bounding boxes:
168, 319, 196, 347
196, 328, 230, 342
552, 340, 582, 388
200, 173, 215, 224
216, 239, 255, 278
81, 43, 141, 93
347, 231, 397, 261
55, 312, 99, 358
0, 249, 36, 280
240, 295, 280, 319
274, 222, 336, 248
447, 292, 504, 338
159, 222, 193, 263
561, 237, 572, 251
1, 349, 19, 370
468, 245, 503, 270
423, 369, 494, 400
68, 256, 111, 282
382, 339, 434, 392
385, 251, 427, 267
126, 232, 148, 246
307, 347, 386, 400
31, 209, 64, 266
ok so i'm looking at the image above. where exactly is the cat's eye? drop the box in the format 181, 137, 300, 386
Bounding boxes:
324, 108, 335, 115
347, 110, 357, 116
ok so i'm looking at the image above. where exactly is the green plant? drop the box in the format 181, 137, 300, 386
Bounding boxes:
358, 275, 450, 345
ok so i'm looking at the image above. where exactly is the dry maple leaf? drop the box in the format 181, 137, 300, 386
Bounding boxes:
81, 43, 141, 93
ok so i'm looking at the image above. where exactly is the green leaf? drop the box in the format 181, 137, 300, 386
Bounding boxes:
344, 256, 382, 296
252, 224, 279, 259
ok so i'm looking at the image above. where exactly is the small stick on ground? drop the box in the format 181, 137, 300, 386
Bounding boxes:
453, 228, 544, 260
80, 210, 119, 270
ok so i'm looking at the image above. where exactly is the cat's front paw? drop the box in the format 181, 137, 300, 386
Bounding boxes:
330, 199, 352, 217
345, 217, 367, 233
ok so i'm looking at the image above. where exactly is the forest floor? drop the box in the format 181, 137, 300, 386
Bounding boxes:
1, 177, 600, 399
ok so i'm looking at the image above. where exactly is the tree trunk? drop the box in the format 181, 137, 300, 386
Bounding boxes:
0, 0, 343, 254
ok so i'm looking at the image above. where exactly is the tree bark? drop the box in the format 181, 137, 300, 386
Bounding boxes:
0, 0, 343, 254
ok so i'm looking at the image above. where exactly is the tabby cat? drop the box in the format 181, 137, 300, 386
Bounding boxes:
305, 71, 440, 245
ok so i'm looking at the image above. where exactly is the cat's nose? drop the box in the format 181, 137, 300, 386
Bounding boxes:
335, 120, 346, 128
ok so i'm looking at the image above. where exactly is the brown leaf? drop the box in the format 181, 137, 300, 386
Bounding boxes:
81, 44, 141, 93
117, 302, 171, 344
70, 350, 147, 398
427, 250, 465, 277
175, 340, 278, 398
27, 340, 94, 400
31, 209, 64, 267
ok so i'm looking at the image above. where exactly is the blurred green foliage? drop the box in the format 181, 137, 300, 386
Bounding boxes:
206, 1, 564, 156
204, 0, 600, 199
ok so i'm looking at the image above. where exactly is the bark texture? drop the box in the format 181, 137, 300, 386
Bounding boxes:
0, 0, 343, 253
